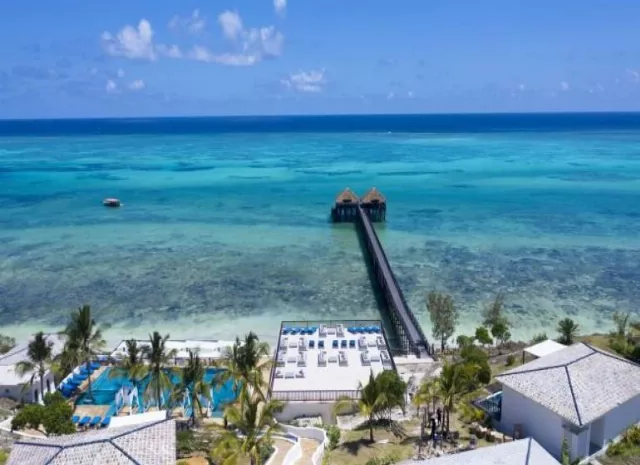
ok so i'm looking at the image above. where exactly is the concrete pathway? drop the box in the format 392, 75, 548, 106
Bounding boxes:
295, 438, 320, 465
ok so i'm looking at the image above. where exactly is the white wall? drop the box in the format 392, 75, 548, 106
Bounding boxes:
276, 401, 336, 425
0, 372, 56, 404
602, 394, 640, 443
500, 385, 565, 459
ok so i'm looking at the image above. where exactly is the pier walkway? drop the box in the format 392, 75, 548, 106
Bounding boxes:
356, 204, 432, 358
331, 187, 433, 358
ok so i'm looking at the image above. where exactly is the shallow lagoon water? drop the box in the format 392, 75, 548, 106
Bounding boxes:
1, 119, 640, 346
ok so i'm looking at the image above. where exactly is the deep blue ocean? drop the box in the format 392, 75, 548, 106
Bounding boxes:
1, 113, 639, 345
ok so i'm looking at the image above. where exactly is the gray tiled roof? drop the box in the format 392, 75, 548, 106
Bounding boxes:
398, 438, 560, 465
7, 419, 176, 465
497, 342, 640, 426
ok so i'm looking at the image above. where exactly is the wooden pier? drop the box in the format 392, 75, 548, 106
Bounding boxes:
331, 188, 433, 358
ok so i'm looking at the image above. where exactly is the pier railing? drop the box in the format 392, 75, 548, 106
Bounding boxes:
270, 390, 360, 402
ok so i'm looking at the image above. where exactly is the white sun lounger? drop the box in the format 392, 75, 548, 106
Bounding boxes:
285, 371, 295, 379
338, 351, 348, 366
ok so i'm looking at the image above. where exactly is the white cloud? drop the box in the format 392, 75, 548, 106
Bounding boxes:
128, 79, 145, 90
281, 69, 326, 92
560, 81, 569, 91
105, 80, 117, 93
407, 90, 414, 98
101, 19, 156, 61
387, 91, 395, 100
116, 68, 125, 78
188, 45, 258, 66
274, 0, 287, 15
518, 83, 526, 91
157, 44, 182, 58
169, 9, 206, 34
90, 67, 98, 75
218, 11, 244, 40
627, 69, 640, 82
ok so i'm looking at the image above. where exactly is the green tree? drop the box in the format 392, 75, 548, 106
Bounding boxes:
612, 311, 631, 337
212, 392, 283, 465
437, 362, 474, 433
109, 339, 147, 412
560, 438, 581, 465
557, 318, 579, 345
474, 327, 493, 348
426, 292, 459, 352
15, 332, 54, 403
531, 333, 548, 344
63, 305, 108, 401
491, 320, 512, 353
459, 344, 491, 386
0, 334, 15, 355
413, 378, 439, 419
143, 331, 177, 410
11, 392, 75, 436
482, 293, 507, 328
176, 349, 212, 427
335, 370, 406, 442
456, 335, 474, 349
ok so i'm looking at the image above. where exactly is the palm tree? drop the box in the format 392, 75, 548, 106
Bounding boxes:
63, 305, 107, 401
557, 318, 580, 345
215, 332, 272, 407
15, 332, 54, 403
335, 371, 397, 443
176, 349, 212, 427
437, 362, 472, 434
413, 378, 439, 419
212, 391, 284, 465
109, 339, 147, 412
143, 331, 177, 410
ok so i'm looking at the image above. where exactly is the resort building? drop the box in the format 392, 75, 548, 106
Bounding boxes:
494, 342, 640, 461
110, 338, 235, 364
398, 438, 560, 465
0, 334, 65, 403
7, 417, 176, 464
269, 320, 396, 423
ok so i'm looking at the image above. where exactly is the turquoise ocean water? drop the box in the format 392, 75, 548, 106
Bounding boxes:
1, 114, 640, 345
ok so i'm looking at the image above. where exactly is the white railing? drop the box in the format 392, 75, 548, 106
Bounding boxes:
278, 424, 328, 465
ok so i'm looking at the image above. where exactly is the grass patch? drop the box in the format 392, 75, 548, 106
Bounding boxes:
325, 422, 416, 465
578, 333, 612, 351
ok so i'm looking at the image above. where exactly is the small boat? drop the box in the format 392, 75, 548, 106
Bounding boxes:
103, 198, 121, 208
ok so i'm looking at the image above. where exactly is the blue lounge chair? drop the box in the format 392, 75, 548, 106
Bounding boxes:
349, 340, 356, 348
78, 416, 91, 427
341, 340, 347, 348
318, 340, 325, 349
332, 340, 338, 349
72, 415, 80, 424
309, 340, 315, 349
90, 362, 101, 370
90, 416, 101, 427
289, 328, 298, 335
73, 373, 88, 382
282, 327, 290, 335
101, 416, 111, 428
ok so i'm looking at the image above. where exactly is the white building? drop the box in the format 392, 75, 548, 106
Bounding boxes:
399, 438, 560, 465
110, 338, 235, 363
497, 342, 640, 461
269, 320, 395, 423
0, 334, 65, 403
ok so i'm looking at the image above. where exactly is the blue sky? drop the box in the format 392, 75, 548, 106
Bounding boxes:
2, 0, 640, 118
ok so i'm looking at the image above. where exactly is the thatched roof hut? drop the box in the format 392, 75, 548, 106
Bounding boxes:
335, 188, 359, 204
361, 187, 386, 205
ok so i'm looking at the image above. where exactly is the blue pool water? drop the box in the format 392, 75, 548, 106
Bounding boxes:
76, 367, 237, 414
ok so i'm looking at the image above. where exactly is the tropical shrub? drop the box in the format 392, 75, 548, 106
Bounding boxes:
505, 354, 516, 367
11, 392, 75, 436
325, 425, 341, 450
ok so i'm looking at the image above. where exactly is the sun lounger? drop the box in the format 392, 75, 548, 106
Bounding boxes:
277, 353, 286, 366
89, 362, 101, 370
297, 352, 307, 367
358, 337, 367, 349
90, 416, 101, 427
309, 340, 315, 349
295, 370, 305, 378
332, 340, 339, 349
338, 351, 348, 366
318, 351, 327, 366
282, 327, 290, 335
289, 328, 298, 335
370, 353, 381, 362
318, 340, 325, 349
72, 415, 80, 424
380, 351, 391, 365
376, 336, 385, 348
341, 340, 347, 348
349, 340, 356, 348
274, 370, 284, 378
298, 337, 306, 351
285, 371, 295, 379
319, 325, 327, 337
101, 417, 111, 428
281, 337, 288, 348
336, 324, 345, 337
328, 355, 338, 364
348, 327, 356, 334
287, 355, 296, 363
361, 352, 371, 366
78, 416, 91, 427
367, 339, 376, 347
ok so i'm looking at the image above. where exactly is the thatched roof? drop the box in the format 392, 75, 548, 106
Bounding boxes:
361, 187, 386, 204
335, 188, 359, 204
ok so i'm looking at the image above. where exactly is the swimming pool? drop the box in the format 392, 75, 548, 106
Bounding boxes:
75, 367, 237, 415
